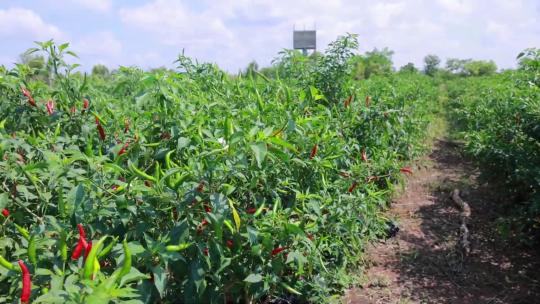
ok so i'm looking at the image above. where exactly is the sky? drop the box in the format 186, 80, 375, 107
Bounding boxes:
0, 0, 539, 72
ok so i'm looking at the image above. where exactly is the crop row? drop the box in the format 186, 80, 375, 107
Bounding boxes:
0, 36, 438, 303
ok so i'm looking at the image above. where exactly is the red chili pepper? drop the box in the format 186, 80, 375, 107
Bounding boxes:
77, 223, 86, 239
344, 95, 352, 108
84, 240, 92, 260
1, 208, 9, 217
71, 224, 88, 260
271, 247, 286, 257
203, 248, 209, 256
309, 143, 318, 160
71, 237, 85, 260
365, 95, 371, 107
196, 181, 205, 192
366, 176, 378, 183
124, 119, 130, 133
118, 140, 130, 156
339, 171, 350, 178
201, 219, 209, 226
21, 88, 36, 107
82, 98, 89, 113
46, 99, 54, 115
18, 260, 31, 304
361, 149, 368, 162
204, 204, 212, 213
95, 117, 106, 141
226, 239, 234, 249
246, 207, 257, 214
348, 181, 358, 193
97, 125, 105, 140
400, 167, 413, 175
161, 132, 171, 140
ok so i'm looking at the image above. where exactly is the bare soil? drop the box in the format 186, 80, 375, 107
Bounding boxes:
344, 139, 540, 304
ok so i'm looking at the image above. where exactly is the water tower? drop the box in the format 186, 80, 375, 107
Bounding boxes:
293, 26, 316, 56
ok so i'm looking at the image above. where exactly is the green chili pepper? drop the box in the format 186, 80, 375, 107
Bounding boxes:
98, 236, 118, 259
59, 231, 68, 262
164, 150, 175, 169
0, 255, 18, 271
83, 236, 107, 280
58, 187, 65, 218
129, 163, 157, 183
54, 123, 61, 137
15, 224, 30, 241
154, 161, 161, 181
85, 136, 93, 157
166, 242, 192, 252
273, 199, 281, 214
254, 202, 266, 217
118, 239, 132, 280
224, 117, 234, 140
28, 235, 37, 265
281, 282, 302, 295
223, 220, 235, 235
172, 173, 190, 189
142, 142, 160, 147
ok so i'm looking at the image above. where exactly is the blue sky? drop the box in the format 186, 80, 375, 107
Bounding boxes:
1, 0, 539, 72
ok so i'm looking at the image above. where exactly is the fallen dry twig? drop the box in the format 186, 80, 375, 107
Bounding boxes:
451, 189, 471, 256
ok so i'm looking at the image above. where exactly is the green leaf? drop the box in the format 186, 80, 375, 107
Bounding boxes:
244, 273, 263, 283
250, 142, 267, 168
268, 136, 297, 152
153, 266, 167, 298
0, 193, 8, 210
177, 137, 190, 151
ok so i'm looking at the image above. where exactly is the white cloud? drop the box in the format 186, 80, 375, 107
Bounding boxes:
115, 0, 540, 71
370, 2, 406, 28
119, 0, 233, 47
437, 0, 473, 14
0, 7, 64, 40
2, 0, 539, 71
73, 32, 122, 57
74, 0, 112, 12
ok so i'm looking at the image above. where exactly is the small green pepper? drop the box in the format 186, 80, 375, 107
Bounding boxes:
117, 239, 132, 281
28, 235, 37, 265
83, 236, 107, 280
0, 255, 18, 271
15, 224, 30, 240
98, 236, 118, 259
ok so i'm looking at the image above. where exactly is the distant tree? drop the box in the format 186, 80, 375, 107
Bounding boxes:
445, 58, 471, 75
19, 53, 45, 70
18, 53, 48, 81
517, 48, 540, 72
399, 62, 418, 74
463, 60, 497, 76
243, 60, 259, 78
149, 66, 172, 74
354, 47, 394, 79
258, 66, 278, 79
423, 54, 441, 76
92, 64, 110, 77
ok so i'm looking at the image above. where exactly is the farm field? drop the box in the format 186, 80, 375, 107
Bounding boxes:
0, 35, 539, 303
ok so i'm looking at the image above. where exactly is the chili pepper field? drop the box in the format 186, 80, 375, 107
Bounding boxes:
0, 35, 538, 303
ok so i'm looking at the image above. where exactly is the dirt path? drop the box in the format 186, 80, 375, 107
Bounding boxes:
344, 139, 540, 304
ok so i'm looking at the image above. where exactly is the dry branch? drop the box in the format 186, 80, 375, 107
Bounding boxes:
451, 189, 471, 256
